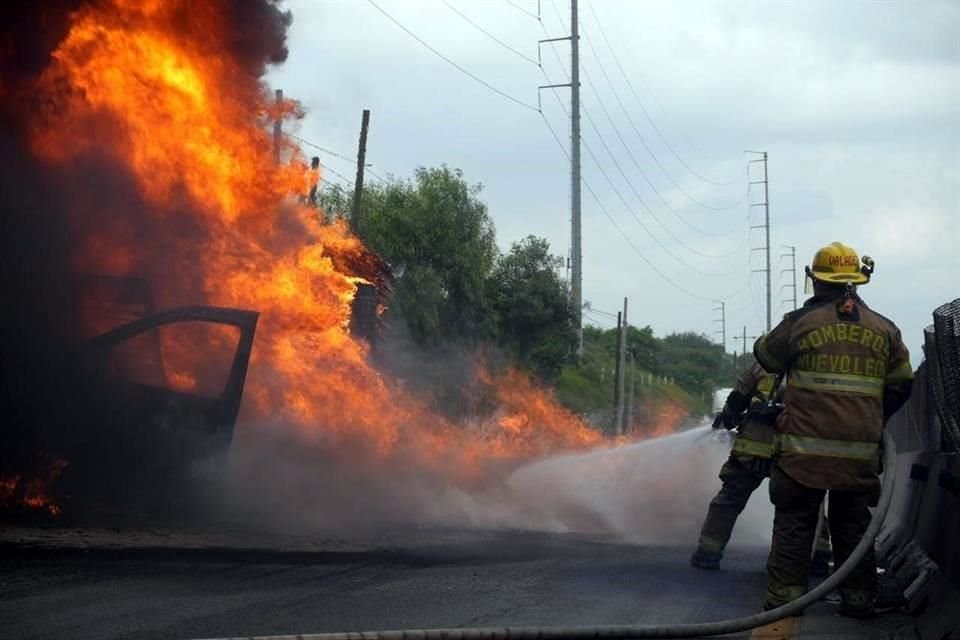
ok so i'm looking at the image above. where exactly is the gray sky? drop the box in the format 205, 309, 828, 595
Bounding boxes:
268, 0, 959, 363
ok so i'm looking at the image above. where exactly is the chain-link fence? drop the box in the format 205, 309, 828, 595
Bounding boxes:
925, 298, 960, 453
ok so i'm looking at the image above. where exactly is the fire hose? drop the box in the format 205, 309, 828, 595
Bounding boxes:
198, 431, 897, 640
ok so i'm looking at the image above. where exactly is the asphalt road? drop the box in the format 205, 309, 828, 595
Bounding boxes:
0, 530, 917, 640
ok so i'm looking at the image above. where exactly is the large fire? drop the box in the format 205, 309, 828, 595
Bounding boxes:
10, 0, 625, 498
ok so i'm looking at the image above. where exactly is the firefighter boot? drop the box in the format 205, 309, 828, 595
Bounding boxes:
690, 547, 721, 570
837, 589, 875, 619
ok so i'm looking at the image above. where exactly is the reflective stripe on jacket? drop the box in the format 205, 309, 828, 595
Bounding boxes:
730, 363, 778, 460
753, 292, 912, 491
732, 436, 775, 458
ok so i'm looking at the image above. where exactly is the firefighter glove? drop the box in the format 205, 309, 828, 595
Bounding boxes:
715, 407, 736, 430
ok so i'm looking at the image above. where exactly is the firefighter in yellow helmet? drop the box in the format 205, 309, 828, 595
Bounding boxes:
690, 362, 780, 569
754, 242, 913, 618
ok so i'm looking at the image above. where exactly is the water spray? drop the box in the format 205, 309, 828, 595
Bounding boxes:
193, 431, 897, 640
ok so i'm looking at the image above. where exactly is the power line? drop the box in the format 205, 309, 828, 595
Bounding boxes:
299, 153, 352, 186
288, 134, 354, 163
544, 41, 744, 275
577, 21, 747, 238
578, 63, 748, 261
291, 133, 386, 183
540, 110, 569, 159
556, 0, 743, 211
583, 303, 619, 319
585, 1, 746, 188
580, 105, 743, 277
441, 0, 539, 66
584, 310, 615, 329
581, 66, 747, 253
503, 0, 539, 20
540, 12, 747, 269
583, 174, 750, 301
318, 163, 352, 186
543, 90, 749, 301
368, 0, 539, 112
540, 22, 746, 274
537, 15, 749, 301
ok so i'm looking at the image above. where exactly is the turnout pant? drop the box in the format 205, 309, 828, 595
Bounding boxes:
766, 463, 876, 610
696, 456, 766, 557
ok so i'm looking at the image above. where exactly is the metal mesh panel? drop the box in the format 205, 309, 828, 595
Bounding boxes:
928, 299, 960, 453
885, 361, 933, 453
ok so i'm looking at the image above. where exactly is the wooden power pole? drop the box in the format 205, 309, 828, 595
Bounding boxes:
626, 353, 635, 434
309, 156, 320, 206
614, 297, 628, 435
351, 109, 370, 234
613, 310, 622, 433
273, 89, 283, 164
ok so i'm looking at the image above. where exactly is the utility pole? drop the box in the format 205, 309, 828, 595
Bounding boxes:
614, 297, 628, 435
613, 310, 622, 433
308, 156, 320, 206
713, 300, 726, 351
747, 151, 772, 332
626, 353, 635, 434
781, 245, 798, 311
351, 109, 370, 235
570, 0, 582, 356
733, 325, 758, 372
537, 2, 581, 355
273, 89, 283, 164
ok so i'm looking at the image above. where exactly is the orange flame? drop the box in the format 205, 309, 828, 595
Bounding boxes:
477, 368, 605, 459
628, 401, 688, 439
0, 459, 69, 516
23, 0, 611, 486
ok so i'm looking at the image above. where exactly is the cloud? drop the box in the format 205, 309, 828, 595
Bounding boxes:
868, 206, 953, 261
270, 0, 959, 358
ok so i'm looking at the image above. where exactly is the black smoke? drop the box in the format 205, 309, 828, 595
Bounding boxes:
0, 0, 294, 518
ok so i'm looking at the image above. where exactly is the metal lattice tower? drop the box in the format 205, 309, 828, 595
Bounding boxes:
747, 151, 771, 332
781, 245, 798, 311
713, 300, 726, 350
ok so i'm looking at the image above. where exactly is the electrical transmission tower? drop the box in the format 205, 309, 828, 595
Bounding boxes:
747, 151, 771, 332
538, 0, 581, 355
781, 244, 798, 311
713, 300, 726, 351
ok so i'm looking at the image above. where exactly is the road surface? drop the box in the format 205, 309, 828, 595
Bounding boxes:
0, 528, 916, 640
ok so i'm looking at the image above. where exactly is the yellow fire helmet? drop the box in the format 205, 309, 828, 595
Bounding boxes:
803, 241, 874, 293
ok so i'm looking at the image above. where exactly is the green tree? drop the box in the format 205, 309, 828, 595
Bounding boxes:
580, 324, 659, 370
348, 166, 498, 346
626, 325, 660, 371
315, 183, 352, 223
488, 236, 574, 380
656, 332, 726, 398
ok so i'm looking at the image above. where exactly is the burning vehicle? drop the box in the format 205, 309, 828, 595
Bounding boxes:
2, 270, 261, 516
0, 0, 619, 523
